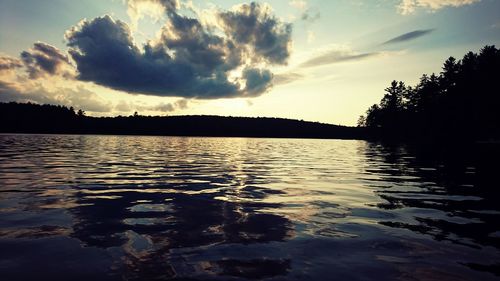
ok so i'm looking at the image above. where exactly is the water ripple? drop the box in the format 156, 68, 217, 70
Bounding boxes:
0, 134, 499, 281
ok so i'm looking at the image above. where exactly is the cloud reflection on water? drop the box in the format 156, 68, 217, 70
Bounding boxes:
0, 135, 499, 280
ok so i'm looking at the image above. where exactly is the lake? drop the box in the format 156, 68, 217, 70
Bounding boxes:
0, 134, 499, 280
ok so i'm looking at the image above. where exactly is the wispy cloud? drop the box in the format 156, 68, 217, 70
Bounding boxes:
273, 72, 304, 85
397, 0, 481, 15
307, 31, 316, 43
289, 0, 307, 10
299, 49, 380, 68
301, 10, 320, 23
382, 29, 435, 45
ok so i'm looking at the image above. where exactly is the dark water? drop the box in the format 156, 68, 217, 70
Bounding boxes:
0, 134, 499, 281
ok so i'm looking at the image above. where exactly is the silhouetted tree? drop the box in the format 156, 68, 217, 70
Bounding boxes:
365, 104, 381, 128
357, 115, 366, 127
380, 80, 406, 111
440, 57, 459, 93
361, 45, 500, 142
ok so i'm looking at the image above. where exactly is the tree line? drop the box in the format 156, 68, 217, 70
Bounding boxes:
359, 45, 500, 142
0, 102, 363, 139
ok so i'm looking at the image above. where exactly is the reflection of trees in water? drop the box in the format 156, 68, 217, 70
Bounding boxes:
365, 142, 500, 250
69, 170, 293, 279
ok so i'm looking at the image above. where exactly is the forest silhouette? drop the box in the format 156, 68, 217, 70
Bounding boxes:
359, 45, 500, 142
0, 102, 362, 139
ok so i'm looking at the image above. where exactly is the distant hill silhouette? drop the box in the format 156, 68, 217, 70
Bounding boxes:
359, 45, 500, 142
0, 102, 363, 139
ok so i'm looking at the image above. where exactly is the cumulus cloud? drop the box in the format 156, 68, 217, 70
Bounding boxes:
1, 49, 109, 113
289, 0, 308, 10
398, 0, 481, 14
65, 14, 241, 99
159, 12, 228, 73
382, 29, 435, 45
126, 0, 179, 29
153, 102, 175, 112
175, 98, 188, 109
0, 80, 112, 112
20, 42, 74, 79
65, 2, 291, 99
151, 99, 189, 112
0, 55, 23, 72
218, 2, 292, 65
114, 98, 189, 114
0, 81, 20, 101
1, 1, 291, 114
242, 68, 273, 96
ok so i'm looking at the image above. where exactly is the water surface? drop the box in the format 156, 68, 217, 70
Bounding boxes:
0, 134, 499, 280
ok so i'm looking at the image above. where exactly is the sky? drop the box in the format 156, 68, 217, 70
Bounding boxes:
0, 0, 499, 126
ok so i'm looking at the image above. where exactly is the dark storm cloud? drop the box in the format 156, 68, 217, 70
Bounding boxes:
0, 55, 23, 71
65, 15, 239, 98
20, 42, 73, 78
65, 2, 291, 99
160, 12, 228, 73
300, 51, 379, 68
382, 29, 435, 45
218, 2, 292, 65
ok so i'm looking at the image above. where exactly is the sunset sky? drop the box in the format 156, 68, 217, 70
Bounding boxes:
1, 0, 499, 125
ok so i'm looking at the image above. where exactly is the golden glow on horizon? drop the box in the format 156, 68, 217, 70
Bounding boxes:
0, 0, 498, 126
